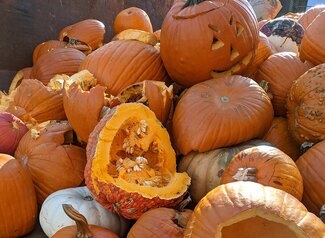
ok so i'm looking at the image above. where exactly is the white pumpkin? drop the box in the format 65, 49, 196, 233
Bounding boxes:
39, 186, 130, 237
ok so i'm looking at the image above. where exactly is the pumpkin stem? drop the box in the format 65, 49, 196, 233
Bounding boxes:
172, 212, 190, 228
320, 205, 325, 223
182, 0, 206, 9
175, 193, 192, 211
232, 168, 257, 182
62, 204, 93, 238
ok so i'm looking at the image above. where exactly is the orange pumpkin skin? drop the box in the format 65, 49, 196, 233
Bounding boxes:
59, 19, 105, 54
127, 208, 193, 238
113, 7, 153, 34
172, 75, 274, 155
184, 182, 325, 238
53, 225, 119, 238
15, 121, 87, 204
0, 154, 37, 238
299, 11, 325, 66
263, 117, 300, 160
220, 145, 303, 200
79, 40, 168, 96
160, 0, 259, 87
298, 5, 325, 30
33, 40, 67, 64
287, 64, 325, 145
5, 79, 66, 126
255, 52, 310, 116
31, 48, 85, 85
296, 140, 325, 215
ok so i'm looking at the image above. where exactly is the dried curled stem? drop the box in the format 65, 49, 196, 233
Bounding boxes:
182, 0, 206, 9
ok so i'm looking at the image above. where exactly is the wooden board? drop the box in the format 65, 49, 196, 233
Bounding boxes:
0, 0, 174, 92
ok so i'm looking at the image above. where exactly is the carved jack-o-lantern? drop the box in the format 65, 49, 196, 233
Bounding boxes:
160, 0, 259, 87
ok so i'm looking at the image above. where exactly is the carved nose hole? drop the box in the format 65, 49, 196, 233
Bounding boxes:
211, 37, 225, 50
230, 46, 240, 61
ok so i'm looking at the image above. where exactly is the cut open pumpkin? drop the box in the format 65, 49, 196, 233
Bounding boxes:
85, 103, 190, 219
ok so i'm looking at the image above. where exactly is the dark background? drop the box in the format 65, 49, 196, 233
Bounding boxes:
0, 0, 309, 92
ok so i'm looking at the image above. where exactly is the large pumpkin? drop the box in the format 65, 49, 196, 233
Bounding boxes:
79, 31, 167, 96
287, 63, 325, 144
296, 139, 325, 215
255, 52, 310, 116
15, 120, 87, 204
299, 10, 325, 65
85, 103, 190, 219
40, 186, 129, 238
172, 75, 274, 155
160, 0, 259, 87
184, 182, 325, 238
0, 154, 38, 238
178, 139, 272, 204
298, 5, 325, 30
220, 145, 303, 200
262, 117, 300, 160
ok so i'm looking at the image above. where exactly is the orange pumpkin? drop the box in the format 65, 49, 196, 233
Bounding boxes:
31, 48, 85, 85
263, 117, 301, 160
220, 145, 303, 200
52, 204, 119, 238
172, 75, 274, 155
0, 154, 38, 238
160, 0, 259, 87
15, 120, 87, 204
296, 139, 325, 215
59, 19, 105, 54
299, 10, 325, 65
79, 32, 167, 96
298, 5, 325, 30
184, 182, 325, 237
287, 64, 325, 144
85, 103, 190, 219
113, 7, 153, 34
255, 52, 310, 116
33, 40, 67, 64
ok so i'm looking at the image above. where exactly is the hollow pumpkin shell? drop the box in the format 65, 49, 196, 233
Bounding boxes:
9, 67, 32, 94
33, 40, 67, 64
172, 75, 274, 155
184, 182, 325, 238
85, 103, 190, 219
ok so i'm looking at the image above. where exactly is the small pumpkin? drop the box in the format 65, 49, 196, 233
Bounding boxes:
172, 75, 274, 155
287, 63, 325, 144
0, 112, 28, 155
160, 0, 259, 87
0, 154, 38, 238
79, 30, 168, 96
296, 139, 325, 215
33, 40, 67, 64
184, 181, 325, 238
8, 67, 32, 94
255, 52, 310, 116
31, 48, 85, 85
220, 145, 303, 200
15, 120, 87, 204
40, 186, 129, 238
63, 70, 108, 143
59, 19, 105, 54
298, 5, 325, 30
85, 103, 190, 219
52, 204, 119, 238
178, 139, 272, 204
299, 10, 325, 66
262, 117, 300, 160
113, 7, 153, 34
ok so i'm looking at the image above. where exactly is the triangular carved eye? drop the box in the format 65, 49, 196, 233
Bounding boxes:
229, 15, 234, 25
230, 46, 240, 61
212, 37, 225, 50
236, 22, 244, 36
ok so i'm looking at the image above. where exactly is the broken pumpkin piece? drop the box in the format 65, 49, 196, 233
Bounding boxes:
112, 29, 158, 46
85, 103, 190, 219
9, 67, 32, 94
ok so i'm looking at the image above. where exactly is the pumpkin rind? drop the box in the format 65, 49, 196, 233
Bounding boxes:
220, 145, 303, 200
85, 103, 190, 219
172, 75, 274, 155
0, 154, 38, 238
15, 120, 87, 204
296, 140, 325, 215
8, 67, 32, 94
287, 63, 325, 144
160, 0, 259, 87
33, 40, 67, 64
255, 52, 310, 116
184, 182, 325, 238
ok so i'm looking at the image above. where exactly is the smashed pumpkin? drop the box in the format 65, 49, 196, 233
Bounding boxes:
85, 103, 190, 219
9, 67, 32, 94
33, 40, 67, 64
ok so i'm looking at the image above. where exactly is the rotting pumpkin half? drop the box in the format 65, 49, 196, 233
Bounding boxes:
85, 103, 190, 219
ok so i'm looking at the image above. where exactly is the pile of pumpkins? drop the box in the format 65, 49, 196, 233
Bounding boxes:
1, 0, 325, 237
